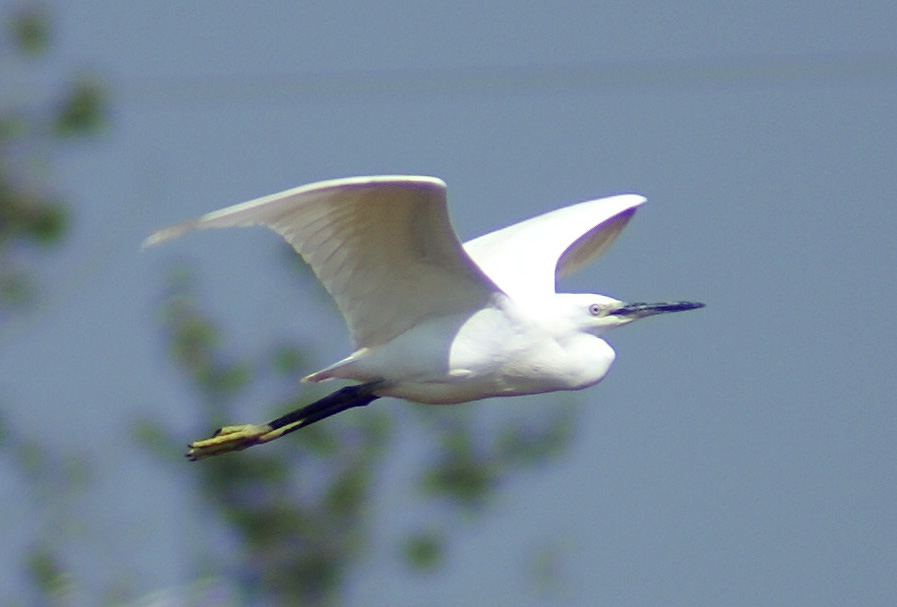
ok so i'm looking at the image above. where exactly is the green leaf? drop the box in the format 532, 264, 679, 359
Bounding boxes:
324, 466, 367, 519
10, 8, 50, 56
401, 531, 443, 571
213, 362, 252, 396
0, 271, 34, 308
497, 411, 574, 466
25, 546, 68, 594
26, 202, 67, 245
292, 420, 338, 456
271, 344, 306, 376
0, 113, 30, 141
53, 78, 106, 136
421, 451, 495, 507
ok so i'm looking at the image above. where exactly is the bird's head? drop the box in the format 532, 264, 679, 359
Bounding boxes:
567, 293, 705, 334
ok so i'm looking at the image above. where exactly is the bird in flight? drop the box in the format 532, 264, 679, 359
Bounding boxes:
145, 176, 703, 460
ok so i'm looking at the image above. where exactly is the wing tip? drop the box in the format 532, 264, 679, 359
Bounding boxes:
140, 175, 448, 251
141, 223, 195, 249
616, 193, 648, 207
579, 193, 647, 216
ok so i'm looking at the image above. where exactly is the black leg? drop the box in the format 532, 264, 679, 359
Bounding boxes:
267, 383, 381, 436
186, 381, 383, 460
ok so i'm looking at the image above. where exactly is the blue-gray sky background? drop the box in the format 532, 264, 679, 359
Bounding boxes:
2, 1, 895, 605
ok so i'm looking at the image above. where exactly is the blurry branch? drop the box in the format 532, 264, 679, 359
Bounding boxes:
419, 406, 575, 509
145, 267, 390, 607
52, 76, 106, 137
9, 5, 49, 55
0, 4, 107, 315
148, 264, 578, 605
0, 406, 91, 604
0, 5, 106, 605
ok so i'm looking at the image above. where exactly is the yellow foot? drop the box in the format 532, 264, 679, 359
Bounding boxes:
186, 424, 276, 461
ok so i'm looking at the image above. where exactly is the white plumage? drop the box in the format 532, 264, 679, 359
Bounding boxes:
145, 176, 702, 459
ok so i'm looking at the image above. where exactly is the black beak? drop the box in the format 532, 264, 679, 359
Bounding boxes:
608, 300, 705, 318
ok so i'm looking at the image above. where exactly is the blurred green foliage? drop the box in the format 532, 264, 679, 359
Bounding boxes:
9, 5, 49, 55
1, 5, 579, 605
0, 4, 106, 315
0, 5, 105, 605
53, 77, 106, 136
151, 265, 578, 606
25, 546, 71, 597
0, 407, 91, 605
148, 271, 392, 605
402, 530, 443, 571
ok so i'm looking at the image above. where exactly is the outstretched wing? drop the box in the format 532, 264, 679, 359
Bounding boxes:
145, 176, 501, 348
463, 194, 646, 299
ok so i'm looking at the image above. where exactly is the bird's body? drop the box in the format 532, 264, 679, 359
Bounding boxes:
308, 293, 617, 404
145, 175, 703, 459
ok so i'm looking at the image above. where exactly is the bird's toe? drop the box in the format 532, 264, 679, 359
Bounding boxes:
186, 424, 272, 460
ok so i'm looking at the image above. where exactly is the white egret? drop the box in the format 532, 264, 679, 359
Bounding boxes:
145, 176, 703, 460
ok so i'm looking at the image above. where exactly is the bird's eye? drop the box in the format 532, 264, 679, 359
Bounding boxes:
589, 303, 603, 316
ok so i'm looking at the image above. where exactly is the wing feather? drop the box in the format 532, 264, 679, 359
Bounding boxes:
145, 176, 501, 348
463, 194, 646, 298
